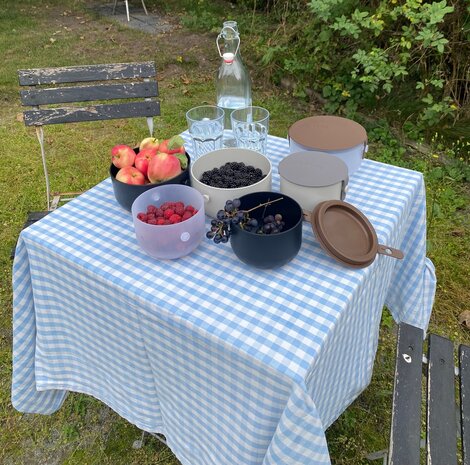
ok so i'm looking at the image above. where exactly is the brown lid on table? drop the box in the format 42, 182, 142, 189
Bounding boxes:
288, 115, 367, 151
278, 151, 348, 188
310, 200, 378, 268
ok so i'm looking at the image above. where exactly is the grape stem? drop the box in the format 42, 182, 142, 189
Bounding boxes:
242, 197, 284, 214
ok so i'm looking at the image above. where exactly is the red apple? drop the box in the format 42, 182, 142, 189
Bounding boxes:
134, 147, 157, 177
111, 145, 136, 168
139, 137, 160, 151
158, 139, 169, 153
115, 166, 146, 185
167, 146, 186, 155
147, 152, 182, 183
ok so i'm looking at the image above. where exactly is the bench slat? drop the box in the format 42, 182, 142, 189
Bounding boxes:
427, 333, 457, 465
18, 62, 156, 86
460, 345, 470, 465
20, 82, 158, 106
23, 101, 160, 126
389, 322, 424, 465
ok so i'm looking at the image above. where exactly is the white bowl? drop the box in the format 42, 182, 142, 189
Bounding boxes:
190, 148, 272, 218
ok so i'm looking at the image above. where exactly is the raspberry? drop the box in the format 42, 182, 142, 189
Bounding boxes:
156, 218, 166, 225
137, 213, 147, 222
164, 220, 171, 225
174, 201, 184, 210
182, 211, 193, 221
175, 205, 185, 216
161, 202, 172, 211
147, 213, 156, 221
185, 205, 195, 213
155, 208, 164, 217
164, 208, 174, 219
169, 214, 182, 224
148, 218, 157, 225
147, 205, 157, 214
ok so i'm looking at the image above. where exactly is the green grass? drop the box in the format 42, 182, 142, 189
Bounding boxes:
0, 1, 469, 464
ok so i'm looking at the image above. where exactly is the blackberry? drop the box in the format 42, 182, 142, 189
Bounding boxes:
200, 162, 265, 188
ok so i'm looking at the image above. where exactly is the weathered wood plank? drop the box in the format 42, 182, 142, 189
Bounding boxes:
389, 323, 424, 465
23, 101, 160, 126
460, 344, 470, 465
20, 82, 158, 106
18, 62, 156, 86
427, 333, 457, 465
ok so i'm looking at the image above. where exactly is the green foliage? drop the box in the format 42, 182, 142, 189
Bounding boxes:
179, 0, 225, 32
253, 0, 469, 134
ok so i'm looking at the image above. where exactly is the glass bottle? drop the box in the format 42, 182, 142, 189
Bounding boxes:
216, 21, 252, 146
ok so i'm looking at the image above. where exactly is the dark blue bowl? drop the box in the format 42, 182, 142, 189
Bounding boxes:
110, 151, 190, 212
230, 191, 303, 269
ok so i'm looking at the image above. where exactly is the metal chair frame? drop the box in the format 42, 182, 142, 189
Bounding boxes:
112, 0, 148, 22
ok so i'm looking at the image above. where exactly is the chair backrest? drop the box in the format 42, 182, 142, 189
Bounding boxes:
18, 61, 159, 126
18, 61, 160, 210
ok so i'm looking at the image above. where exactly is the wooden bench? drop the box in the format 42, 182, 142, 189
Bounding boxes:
368, 322, 470, 464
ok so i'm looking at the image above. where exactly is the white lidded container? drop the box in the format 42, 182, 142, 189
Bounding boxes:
288, 115, 368, 175
278, 151, 348, 217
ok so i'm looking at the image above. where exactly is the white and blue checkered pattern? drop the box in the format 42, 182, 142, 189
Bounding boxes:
12, 135, 436, 465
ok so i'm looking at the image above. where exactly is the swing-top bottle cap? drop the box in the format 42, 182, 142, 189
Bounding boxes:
223, 52, 235, 64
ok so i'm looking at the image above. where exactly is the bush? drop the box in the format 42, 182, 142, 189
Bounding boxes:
255, 0, 470, 133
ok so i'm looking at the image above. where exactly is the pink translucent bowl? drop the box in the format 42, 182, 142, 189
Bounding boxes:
131, 184, 205, 260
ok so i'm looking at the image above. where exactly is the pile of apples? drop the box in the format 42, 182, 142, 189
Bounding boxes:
112, 135, 187, 185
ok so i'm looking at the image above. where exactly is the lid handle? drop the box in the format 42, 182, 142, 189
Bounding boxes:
341, 177, 349, 200
377, 244, 404, 260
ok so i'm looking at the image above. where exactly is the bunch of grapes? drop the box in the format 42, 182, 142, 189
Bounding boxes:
206, 198, 286, 244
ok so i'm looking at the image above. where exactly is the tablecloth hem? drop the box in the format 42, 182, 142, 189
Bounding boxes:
35, 381, 165, 434
384, 256, 436, 333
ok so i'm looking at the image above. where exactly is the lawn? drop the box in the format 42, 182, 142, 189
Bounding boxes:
0, 1, 469, 464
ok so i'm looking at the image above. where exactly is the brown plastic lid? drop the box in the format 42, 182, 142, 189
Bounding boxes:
278, 151, 348, 188
311, 200, 403, 268
288, 116, 367, 151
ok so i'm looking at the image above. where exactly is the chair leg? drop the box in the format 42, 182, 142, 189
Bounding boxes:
35, 126, 51, 211
365, 449, 388, 464
125, 0, 130, 21
132, 430, 146, 449
141, 0, 148, 15
112, 0, 118, 15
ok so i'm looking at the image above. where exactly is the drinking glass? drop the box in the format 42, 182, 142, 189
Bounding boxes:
230, 106, 270, 155
186, 106, 225, 160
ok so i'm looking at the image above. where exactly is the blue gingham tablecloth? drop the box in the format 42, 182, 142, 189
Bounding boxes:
12, 134, 436, 465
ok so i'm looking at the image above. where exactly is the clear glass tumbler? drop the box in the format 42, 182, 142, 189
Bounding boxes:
186, 105, 225, 160
230, 106, 270, 155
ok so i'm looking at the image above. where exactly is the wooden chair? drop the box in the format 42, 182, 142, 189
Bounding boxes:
18, 61, 159, 211
367, 322, 470, 465
13, 61, 159, 258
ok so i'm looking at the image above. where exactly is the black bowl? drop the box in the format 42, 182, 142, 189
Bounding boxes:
110, 151, 191, 212
230, 191, 303, 269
